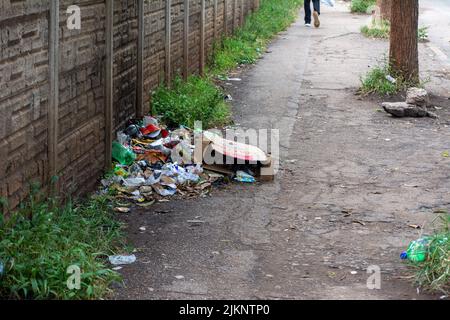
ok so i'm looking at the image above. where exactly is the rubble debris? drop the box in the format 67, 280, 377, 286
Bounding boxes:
382, 88, 438, 119
382, 102, 436, 118
406, 87, 430, 107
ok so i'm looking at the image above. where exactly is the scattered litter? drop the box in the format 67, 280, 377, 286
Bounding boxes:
187, 220, 206, 224
112, 266, 123, 271
408, 224, 421, 230
442, 151, 449, 158
350, 271, 358, 275
108, 254, 137, 266
385, 75, 397, 84
400, 237, 448, 262
224, 94, 233, 101
114, 207, 131, 213
235, 171, 256, 183
272, 206, 288, 210
321, 0, 335, 7
352, 220, 366, 226
175, 275, 185, 280
227, 77, 242, 82
139, 226, 147, 232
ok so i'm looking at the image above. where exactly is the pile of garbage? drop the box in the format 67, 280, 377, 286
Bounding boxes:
101, 116, 274, 207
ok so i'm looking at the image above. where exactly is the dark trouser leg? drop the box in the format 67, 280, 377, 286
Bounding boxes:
304, 0, 312, 23
313, 0, 321, 14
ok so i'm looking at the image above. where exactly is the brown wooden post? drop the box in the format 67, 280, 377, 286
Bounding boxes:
213, 0, 218, 40
48, 0, 59, 182
137, 0, 144, 118
223, 0, 228, 36
240, 0, 244, 27
184, 0, 189, 80
105, 0, 114, 170
233, 0, 237, 32
165, 0, 172, 87
200, 0, 205, 75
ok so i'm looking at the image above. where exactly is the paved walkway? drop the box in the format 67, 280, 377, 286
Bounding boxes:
114, 3, 450, 300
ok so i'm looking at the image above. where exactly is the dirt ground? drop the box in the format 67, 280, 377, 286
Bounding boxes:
113, 2, 450, 300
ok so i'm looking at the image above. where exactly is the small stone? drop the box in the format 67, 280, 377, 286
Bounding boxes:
175, 275, 185, 280
382, 102, 429, 118
406, 87, 430, 107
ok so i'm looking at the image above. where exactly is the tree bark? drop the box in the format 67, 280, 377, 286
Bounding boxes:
389, 0, 419, 83
377, 0, 391, 21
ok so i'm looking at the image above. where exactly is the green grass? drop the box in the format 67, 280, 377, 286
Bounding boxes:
0, 184, 125, 300
361, 20, 390, 39
151, 0, 304, 128
359, 58, 422, 96
418, 26, 429, 42
413, 211, 449, 295
361, 22, 429, 42
351, 0, 376, 13
152, 76, 231, 129
360, 64, 400, 95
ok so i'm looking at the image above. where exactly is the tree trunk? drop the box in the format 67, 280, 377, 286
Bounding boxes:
377, 0, 391, 21
389, 0, 419, 83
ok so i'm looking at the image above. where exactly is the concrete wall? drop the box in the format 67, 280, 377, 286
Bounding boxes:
0, 0, 257, 210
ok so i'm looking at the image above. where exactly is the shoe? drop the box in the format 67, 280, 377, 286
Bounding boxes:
313, 11, 320, 28
305, 23, 311, 27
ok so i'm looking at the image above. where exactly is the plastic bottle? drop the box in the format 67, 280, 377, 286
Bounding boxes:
112, 141, 136, 166
401, 237, 430, 262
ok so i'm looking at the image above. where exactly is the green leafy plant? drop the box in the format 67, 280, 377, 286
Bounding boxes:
351, 0, 376, 13
0, 185, 125, 300
361, 20, 390, 39
361, 22, 429, 42
359, 57, 423, 95
152, 76, 231, 129
418, 26, 429, 42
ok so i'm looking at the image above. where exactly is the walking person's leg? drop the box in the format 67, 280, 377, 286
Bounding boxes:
304, 0, 312, 26
312, 0, 321, 28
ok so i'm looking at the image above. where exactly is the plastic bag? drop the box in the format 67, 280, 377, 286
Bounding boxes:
321, 0, 335, 7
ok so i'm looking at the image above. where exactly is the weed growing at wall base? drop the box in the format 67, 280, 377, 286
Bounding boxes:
152, 76, 231, 129
0, 184, 125, 299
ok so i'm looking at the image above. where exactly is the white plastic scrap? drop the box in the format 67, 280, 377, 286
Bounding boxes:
108, 254, 137, 266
